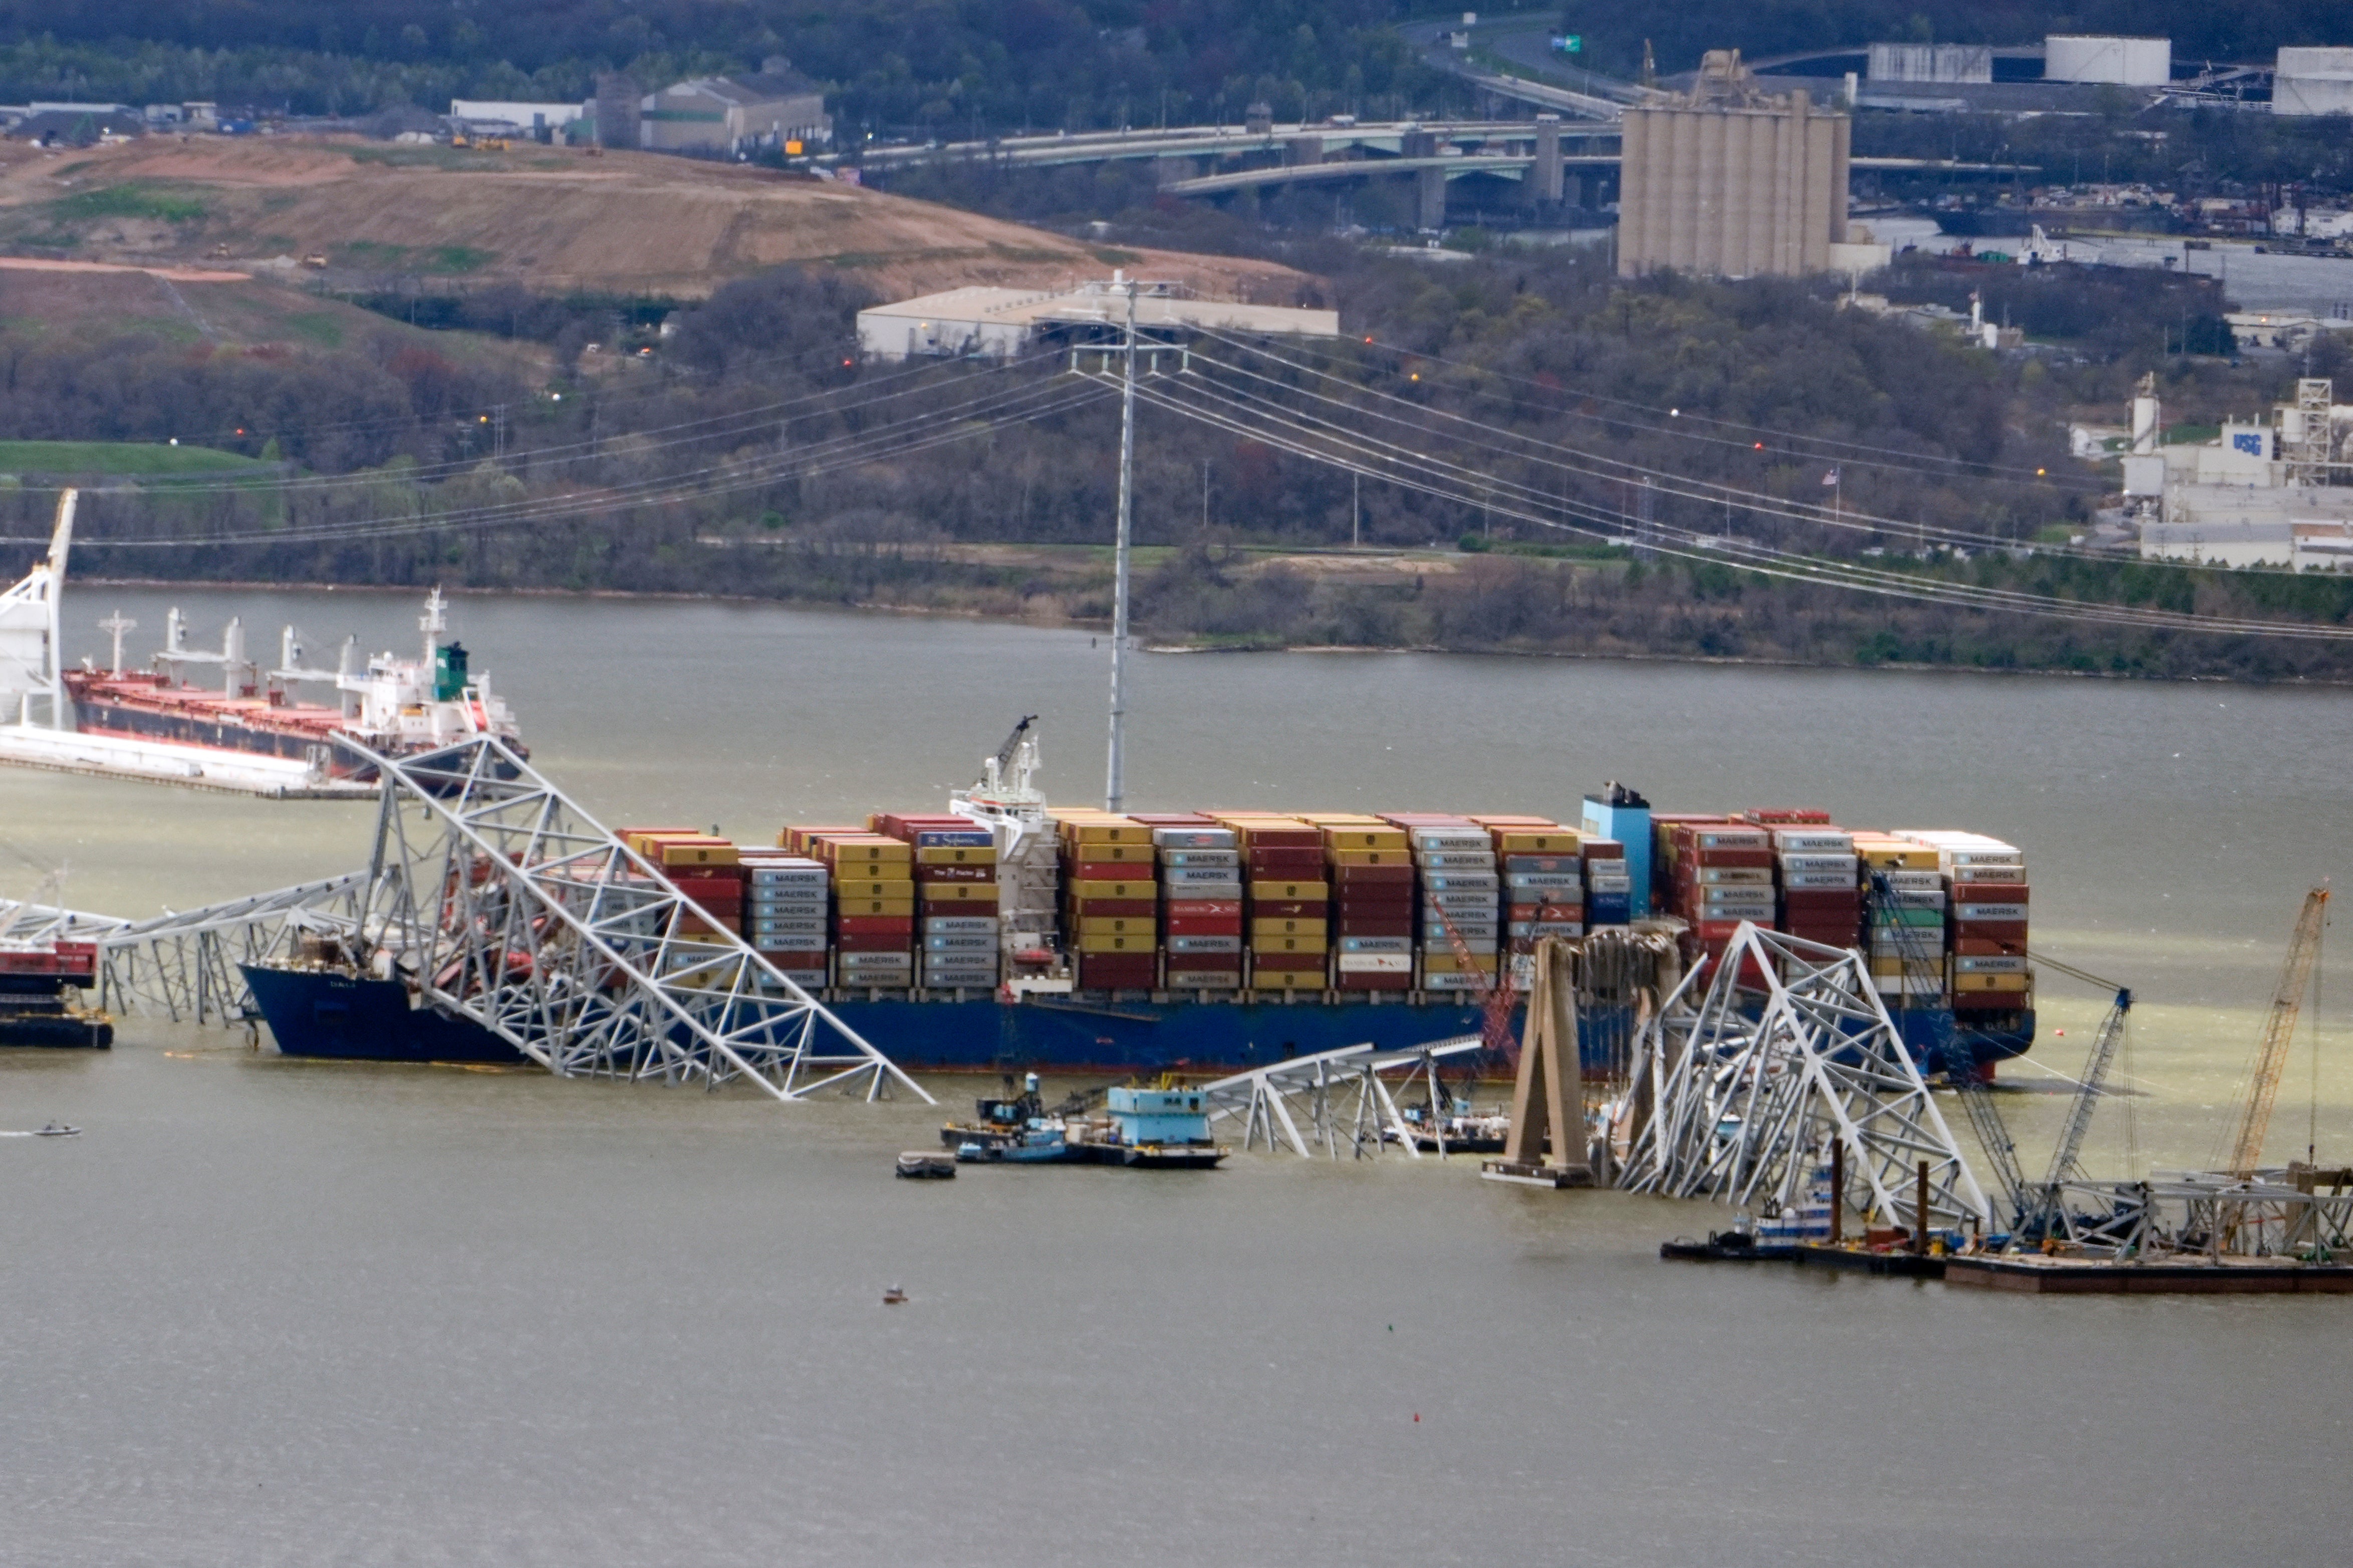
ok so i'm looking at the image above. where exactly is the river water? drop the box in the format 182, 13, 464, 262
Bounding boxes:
2, 588, 2346, 1564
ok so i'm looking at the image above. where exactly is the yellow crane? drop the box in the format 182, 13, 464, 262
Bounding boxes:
2221, 886, 2329, 1178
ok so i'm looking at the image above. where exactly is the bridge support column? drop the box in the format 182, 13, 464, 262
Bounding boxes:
1534, 112, 1563, 204
1416, 166, 1447, 230
1284, 134, 1323, 168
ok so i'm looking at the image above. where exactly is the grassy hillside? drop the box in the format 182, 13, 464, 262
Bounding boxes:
0, 439, 266, 475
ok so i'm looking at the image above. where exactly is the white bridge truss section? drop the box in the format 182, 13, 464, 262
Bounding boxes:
1200, 1036, 1483, 1159
1620, 924, 1991, 1229
0, 897, 129, 949
353, 736, 932, 1104
96, 874, 366, 1025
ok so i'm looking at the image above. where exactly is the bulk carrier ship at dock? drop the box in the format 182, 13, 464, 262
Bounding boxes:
241, 724, 2036, 1079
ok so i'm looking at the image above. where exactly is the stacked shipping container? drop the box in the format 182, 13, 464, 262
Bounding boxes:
739, 849, 830, 988
1055, 810, 1159, 993
1902, 831, 2031, 1021
1388, 814, 1499, 993
1138, 813, 1243, 991
874, 813, 1002, 992
1216, 815, 1328, 994
1316, 815, 1413, 994
1853, 832, 1945, 1008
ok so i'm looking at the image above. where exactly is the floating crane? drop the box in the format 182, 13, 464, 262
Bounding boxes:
2012, 960, 2132, 1243
2220, 886, 2330, 1179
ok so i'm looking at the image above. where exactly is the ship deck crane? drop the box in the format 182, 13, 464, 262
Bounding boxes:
2220, 886, 2329, 1179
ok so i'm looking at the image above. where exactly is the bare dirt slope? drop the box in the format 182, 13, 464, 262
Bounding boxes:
0, 138, 1318, 303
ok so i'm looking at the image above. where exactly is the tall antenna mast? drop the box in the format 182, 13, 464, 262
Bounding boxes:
1104, 276, 1138, 813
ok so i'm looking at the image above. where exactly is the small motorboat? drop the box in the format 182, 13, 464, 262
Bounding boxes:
882, 1285, 908, 1305
36, 1122, 79, 1137
896, 1150, 956, 1179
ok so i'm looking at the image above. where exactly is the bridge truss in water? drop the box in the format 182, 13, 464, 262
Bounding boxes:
84, 736, 932, 1106
1619, 923, 1991, 1230
1201, 1036, 1485, 1159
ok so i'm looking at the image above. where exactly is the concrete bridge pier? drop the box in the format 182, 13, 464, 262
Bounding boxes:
1416, 165, 1448, 229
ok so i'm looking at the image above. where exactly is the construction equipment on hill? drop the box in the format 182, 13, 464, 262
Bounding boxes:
2219, 886, 2330, 1179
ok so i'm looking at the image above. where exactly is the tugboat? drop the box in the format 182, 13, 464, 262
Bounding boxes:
943, 1073, 1080, 1163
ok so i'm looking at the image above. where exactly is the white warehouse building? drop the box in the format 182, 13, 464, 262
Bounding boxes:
2044, 36, 2171, 86
2275, 48, 2353, 116
856, 276, 1340, 362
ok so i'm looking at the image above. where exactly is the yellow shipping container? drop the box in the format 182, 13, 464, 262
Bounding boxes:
1254, 933, 1328, 954
1321, 828, 1409, 851
1852, 837, 1936, 869
1496, 831, 1580, 853
921, 882, 999, 904
1326, 848, 1409, 867
1423, 953, 1500, 973
1251, 917, 1329, 938
824, 838, 914, 865
1064, 821, 1149, 844
837, 878, 914, 901
916, 844, 997, 865
1249, 880, 1330, 901
837, 897, 915, 918
1078, 915, 1154, 935
1068, 841, 1154, 863
1071, 880, 1157, 901
1076, 931, 1155, 954
658, 840, 739, 868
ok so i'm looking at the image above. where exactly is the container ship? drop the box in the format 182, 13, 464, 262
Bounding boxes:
243, 726, 2035, 1079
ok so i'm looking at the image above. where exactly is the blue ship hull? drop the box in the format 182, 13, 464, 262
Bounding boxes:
239, 966, 2032, 1078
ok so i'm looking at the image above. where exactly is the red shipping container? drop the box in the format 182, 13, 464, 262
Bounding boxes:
1069, 897, 1157, 918
917, 864, 996, 884
1950, 920, 2027, 944
1164, 898, 1243, 918
1251, 899, 1328, 919
836, 915, 914, 935
1337, 972, 1413, 992
1240, 828, 1321, 849
1166, 957, 1243, 976
1951, 936, 2020, 957
1687, 848, 1774, 869
1248, 847, 1325, 872
1252, 950, 1326, 970
1335, 864, 1415, 886
1958, 883, 2029, 904
835, 931, 912, 953
1525, 904, 1585, 924
1578, 838, 1625, 861
1128, 812, 1217, 826
1069, 860, 1156, 882
1953, 992, 2028, 1013
1337, 917, 1415, 937
1077, 960, 1158, 987
1163, 915, 1244, 936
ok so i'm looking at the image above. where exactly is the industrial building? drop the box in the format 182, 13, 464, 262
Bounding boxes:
1867, 44, 1991, 84
2043, 36, 2172, 86
448, 99, 588, 139
2274, 48, 2353, 116
855, 275, 1340, 362
1617, 52, 1876, 280
638, 59, 831, 155
2133, 378, 2353, 570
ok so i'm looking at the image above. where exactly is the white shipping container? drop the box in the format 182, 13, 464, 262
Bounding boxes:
1953, 903, 2027, 921
1779, 853, 1859, 874
925, 915, 999, 933
1773, 831, 1855, 852
1152, 828, 1235, 848
750, 932, 827, 952
1782, 870, 1859, 890
1412, 832, 1491, 851
1340, 935, 1412, 953
1337, 953, 1413, 974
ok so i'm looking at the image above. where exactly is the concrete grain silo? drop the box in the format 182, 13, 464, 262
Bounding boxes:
1617, 51, 1850, 280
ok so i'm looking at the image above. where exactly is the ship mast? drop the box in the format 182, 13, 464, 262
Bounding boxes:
1104, 277, 1137, 814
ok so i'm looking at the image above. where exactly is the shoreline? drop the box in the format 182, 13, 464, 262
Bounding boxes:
72, 575, 2353, 690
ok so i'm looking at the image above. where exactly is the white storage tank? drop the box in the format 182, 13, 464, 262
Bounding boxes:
2044, 35, 2171, 86
2275, 47, 2353, 116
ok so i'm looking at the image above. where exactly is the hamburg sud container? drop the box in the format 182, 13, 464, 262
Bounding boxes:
620, 829, 741, 939
1135, 813, 1242, 992
1217, 814, 1329, 994
872, 812, 1001, 993
1054, 809, 1158, 993
1899, 830, 2030, 1023
736, 848, 830, 988
795, 827, 915, 992
1314, 814, 1413, 994
1853, 832, 1945, 1010
1389, 813, 1498, 993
